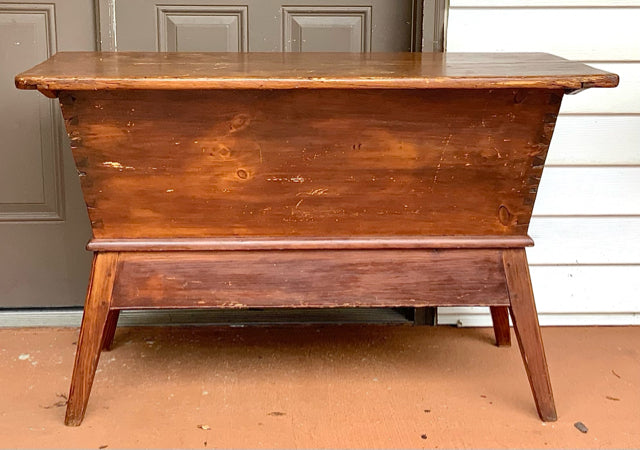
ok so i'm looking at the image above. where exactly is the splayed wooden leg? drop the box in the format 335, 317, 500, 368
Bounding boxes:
101, 310, 120, 351
503, 249, 557, 422
65, 252, 119, 426
490, 306, 511, 347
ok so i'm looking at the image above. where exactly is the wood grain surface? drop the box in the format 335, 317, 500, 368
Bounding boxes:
504, 249, 557, 422
110, 250, 510, 309
15, 52, 618, 91
490, 306, 511, 347
101, 310, 120, 351
59, 88, 561, 240
65, 252, 118, 426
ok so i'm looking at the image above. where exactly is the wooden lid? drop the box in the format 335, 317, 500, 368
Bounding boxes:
16, 52, 618, 91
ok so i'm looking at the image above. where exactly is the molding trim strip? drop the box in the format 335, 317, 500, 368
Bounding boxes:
87, 236, 534, 251
1, 310, 638, 328
0, 308, 410, 327
96, 0, 117, 51
439, 312, 640, 326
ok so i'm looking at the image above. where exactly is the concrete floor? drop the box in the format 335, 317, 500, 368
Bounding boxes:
0, 325, 638, 448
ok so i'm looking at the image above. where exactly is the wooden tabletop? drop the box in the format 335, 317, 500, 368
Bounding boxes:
16, 52, 618, 91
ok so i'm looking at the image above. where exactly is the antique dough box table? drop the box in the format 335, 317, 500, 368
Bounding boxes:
16, 52, 617, 425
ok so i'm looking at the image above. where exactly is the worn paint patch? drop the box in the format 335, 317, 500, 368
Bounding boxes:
102, 161, 124, 169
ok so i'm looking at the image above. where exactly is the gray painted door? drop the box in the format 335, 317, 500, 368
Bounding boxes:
1, 0, 420, 308
0, 1, 95, 307
106, 0, 416, 52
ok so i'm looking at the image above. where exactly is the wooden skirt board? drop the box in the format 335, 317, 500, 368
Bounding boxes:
111, 249, 511, 309
14, 52, 619, 426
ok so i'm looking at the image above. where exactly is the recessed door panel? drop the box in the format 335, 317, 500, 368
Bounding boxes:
113, 0, 414, 52
283, 7, 372, 52
157, 6, 248, 52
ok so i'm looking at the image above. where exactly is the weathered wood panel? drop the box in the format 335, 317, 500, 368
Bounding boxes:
59, 88, 562, 239
111, 249, 511, 309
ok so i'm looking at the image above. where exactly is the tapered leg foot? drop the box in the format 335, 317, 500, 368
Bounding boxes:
490, 306, 511, 347
65, 252, 119, 426
101, 310, 120, 351
503, 249, 557, 422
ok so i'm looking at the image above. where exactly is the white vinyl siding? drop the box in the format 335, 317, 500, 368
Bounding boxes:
441, 0, 640, 326
447, 8, 640, 61
528, 218, 640, 265
560, 63, 640, 113
547, 116, 640, 165
534, 168, 640, 215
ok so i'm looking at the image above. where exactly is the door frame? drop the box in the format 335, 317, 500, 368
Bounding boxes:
94, 0, 447, 52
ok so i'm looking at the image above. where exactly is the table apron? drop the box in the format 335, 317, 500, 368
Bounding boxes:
109, 249, 511, 309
